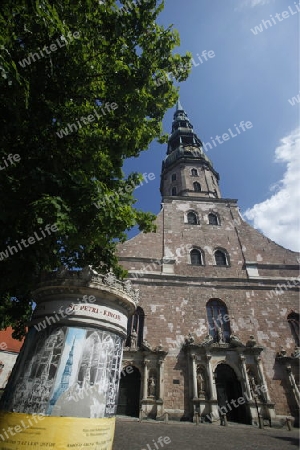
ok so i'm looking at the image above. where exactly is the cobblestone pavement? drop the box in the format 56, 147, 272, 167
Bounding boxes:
113, 418, 299, 450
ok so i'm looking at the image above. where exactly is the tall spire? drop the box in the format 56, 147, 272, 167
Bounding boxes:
176, 98, 184, 111
160, 101, 221, 199
167, 101, 205, 157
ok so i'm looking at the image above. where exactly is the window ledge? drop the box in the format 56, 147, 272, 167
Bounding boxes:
213, 264, 230, 268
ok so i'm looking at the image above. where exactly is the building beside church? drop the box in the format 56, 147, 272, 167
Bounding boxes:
0, 328, 24, 399
117, 101, 299, 426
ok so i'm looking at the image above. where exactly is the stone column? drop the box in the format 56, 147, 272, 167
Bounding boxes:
286, 365, 300, 408
158, 359, 165, 401
143, 359, 149, 400
239, 354, 252, 399
156, 358, 165, 417
205, 354, 218, 420
255, 356, 271, 402
206, 354, 217, 400
0, 268, 137, 450
191, 353, 198, 399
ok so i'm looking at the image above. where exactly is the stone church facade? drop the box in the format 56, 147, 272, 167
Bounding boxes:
117, 101, 300, 426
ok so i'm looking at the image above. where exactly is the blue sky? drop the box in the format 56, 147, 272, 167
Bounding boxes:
123, 0, 300, 252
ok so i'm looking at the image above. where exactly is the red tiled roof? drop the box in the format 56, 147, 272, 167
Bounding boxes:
0, 327, 24, 353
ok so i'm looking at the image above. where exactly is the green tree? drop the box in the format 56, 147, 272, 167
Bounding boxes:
0, 0, 191, 337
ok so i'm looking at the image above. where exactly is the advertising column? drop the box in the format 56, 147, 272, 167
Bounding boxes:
0, 268, 138, 450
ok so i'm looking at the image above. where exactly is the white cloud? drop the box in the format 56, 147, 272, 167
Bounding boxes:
244, 127, 300, 252
237, 0, 275, 9
249, 0, 273, 5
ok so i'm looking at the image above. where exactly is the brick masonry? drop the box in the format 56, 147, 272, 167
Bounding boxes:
118, 192, 299, 421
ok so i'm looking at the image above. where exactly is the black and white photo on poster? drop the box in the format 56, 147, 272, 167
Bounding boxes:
0, 325, 123, 419
48, 327, 123, 418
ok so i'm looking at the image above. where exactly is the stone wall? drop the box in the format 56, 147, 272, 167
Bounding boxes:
118, 197, 299, 420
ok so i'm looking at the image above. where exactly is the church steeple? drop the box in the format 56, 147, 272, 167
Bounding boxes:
160, 100, 221, 199
176, 98, 184, 111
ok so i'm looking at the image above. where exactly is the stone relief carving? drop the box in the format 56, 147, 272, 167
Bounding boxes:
200, 335, 214, 346
42, 267, 139, 307
154, 341, 163, 352
277, 346, 287, 357
141, 339, 152, 351
103, 271, 117, 286
80, 265, 98, 280
229, 334, 244, 347
246, 335, 257, 347
185, 333, 195, 345
124, 280, 132, 293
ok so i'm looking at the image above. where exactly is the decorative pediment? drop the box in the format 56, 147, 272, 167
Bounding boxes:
276, 346, 300, 362
183, 332, 264, 355
123, 338, 168, 357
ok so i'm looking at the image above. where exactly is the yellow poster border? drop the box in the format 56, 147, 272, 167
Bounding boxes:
0, 411, 115, 450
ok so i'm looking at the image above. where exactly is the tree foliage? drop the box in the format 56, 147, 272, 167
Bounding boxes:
0, 0, 191, 337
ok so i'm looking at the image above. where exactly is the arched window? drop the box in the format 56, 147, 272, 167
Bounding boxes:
214, 249, 228, 266
193, 182, 201, 192
208, 213, 219, 225
206, 299, 230, 343
171, 187, 177, 196
191, 168, 198, 177
171, 173, 176, 181
125, 306, 144, 348
287, 311, 299, 346
190, 249, 203, 266
187, 211, 198, 225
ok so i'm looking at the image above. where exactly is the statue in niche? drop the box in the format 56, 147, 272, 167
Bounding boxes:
148, 375, 157, 397
216, 326, 224, 343
196, 367, 206, 397
247, 369, 265, 402
130, 329, 137, 349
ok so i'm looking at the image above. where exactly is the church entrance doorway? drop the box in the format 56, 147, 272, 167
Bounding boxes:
215, 363, 250, 424
116, 366, 141, 417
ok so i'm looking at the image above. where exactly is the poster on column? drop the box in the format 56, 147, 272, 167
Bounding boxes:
0, 412, 115, 450
0, 326, 123, 449
48, 327, 123, 418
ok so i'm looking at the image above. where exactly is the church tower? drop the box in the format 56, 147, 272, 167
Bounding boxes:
161, 100, 220, 199
117, 102, 299, 425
